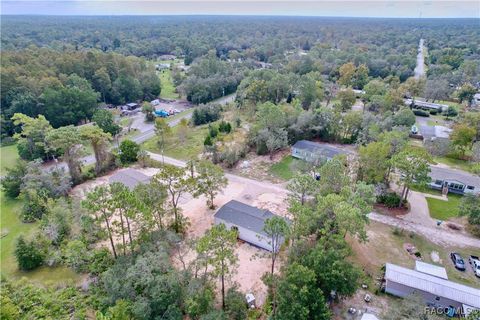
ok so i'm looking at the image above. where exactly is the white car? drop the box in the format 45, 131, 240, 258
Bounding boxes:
469, 255, 480, 277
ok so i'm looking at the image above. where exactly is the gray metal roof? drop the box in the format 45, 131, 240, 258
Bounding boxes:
415, 261, 448, 280
109, 169, 151, 190
420, 125, 451, 140
429, 166, 480, 188
292, 140, 348, 159
214, 200, 286, 236
385, 263, 480, 308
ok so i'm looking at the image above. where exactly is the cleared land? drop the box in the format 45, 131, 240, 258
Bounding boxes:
269, 155, 297, 181
142, 124, 209, 160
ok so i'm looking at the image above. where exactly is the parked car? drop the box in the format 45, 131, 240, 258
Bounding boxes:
469, 255, 480, 277
450, 252, 466, 271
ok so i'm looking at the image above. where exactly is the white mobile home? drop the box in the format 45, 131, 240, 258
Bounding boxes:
385, 263, 480, 317
214, 200, 288, 252
429, 166, 480, 195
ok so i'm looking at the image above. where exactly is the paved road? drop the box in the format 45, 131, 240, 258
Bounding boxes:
414, 38, 425, 79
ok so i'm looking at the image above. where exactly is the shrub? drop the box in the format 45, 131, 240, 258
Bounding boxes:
14, 235, 44, 271
89, 248, 114, 275
225, 286, 248, 320
204, 135, 213, 146
412, 109, 430, 117
118, 139, 140, 164
378, 192, 402, 208
209, 125, 219, 138
192, 104, 221, 125
218, 121, 232, 133
64, 240, 91, 273
429, 109, 438, 115
1, 160, 27, 198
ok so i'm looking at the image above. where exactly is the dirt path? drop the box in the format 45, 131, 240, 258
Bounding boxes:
151, 151, 480, 248
368, 212, 480, 248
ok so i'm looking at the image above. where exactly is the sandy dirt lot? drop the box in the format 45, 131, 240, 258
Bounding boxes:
71, 166, 289, 306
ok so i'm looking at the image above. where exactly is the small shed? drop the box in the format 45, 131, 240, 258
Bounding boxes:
419, 125, 452, 141
214, 200, 288, 252
109, 169, 151, 190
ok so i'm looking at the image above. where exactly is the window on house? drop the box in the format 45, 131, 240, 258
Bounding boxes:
435, 180, 442, 185
467, 186, 474, 190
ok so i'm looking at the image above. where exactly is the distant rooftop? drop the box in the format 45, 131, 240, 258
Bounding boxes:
292, 140, 348, 159
109, 169, 151, 190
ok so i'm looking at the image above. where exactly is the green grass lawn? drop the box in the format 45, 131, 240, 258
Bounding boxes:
269, 155, 299, 181
433, 156, 472, 172
0, 191, 80, 285
0, 145, 20, 176
142, 123, 208, 160
159, 69, 179, 99
425, 193, 462, 220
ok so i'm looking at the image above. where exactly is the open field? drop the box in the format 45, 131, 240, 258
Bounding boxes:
142, 123, 209, 160
425, 193, 462, 220
0, 144, 19, 176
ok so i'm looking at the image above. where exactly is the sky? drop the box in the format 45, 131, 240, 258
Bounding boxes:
1, 0, 479, 18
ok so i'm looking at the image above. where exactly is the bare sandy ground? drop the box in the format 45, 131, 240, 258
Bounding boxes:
71, 166, 289, 306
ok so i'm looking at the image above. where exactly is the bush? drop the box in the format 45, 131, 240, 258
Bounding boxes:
118, 139, 140, 164
14, 235, 44, 271
225, 286, 248, 320
443, 106, 458, 118
192, 104, 221, 125
218, 121, 232, 133
64, 240, 91, 273
209, 125, 219, 138
204, 135, 213, 146
412, 109, 430, 117
1, 160, 27, 198
89, 248, 114, 275
378, 192, 402, 208
429, 109, 439, 115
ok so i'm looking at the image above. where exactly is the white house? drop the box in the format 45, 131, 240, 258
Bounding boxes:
214, 200, 288, 252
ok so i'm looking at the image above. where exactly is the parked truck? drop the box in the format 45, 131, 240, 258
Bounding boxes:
469, 255, 480, 277
154, 109, 169, 118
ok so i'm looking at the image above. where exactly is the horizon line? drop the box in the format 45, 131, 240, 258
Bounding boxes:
2, 14, 479, 19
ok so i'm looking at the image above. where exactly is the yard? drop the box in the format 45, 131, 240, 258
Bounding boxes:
142, 123, 209, 160
269, 155, 298, 181
425, 193, 462, 220
0, 144, 19, 175
0, 190, 80, 285
433, 156, 473, 172
159, 69, 180, 99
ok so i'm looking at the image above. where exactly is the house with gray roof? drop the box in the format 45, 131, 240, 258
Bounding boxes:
385, 263, 480, 317
419, 125, 452, 141
291, 140, 348, 162
214, 200, 288, 252
109, 169, 151, 190
428, 166, 480, 195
